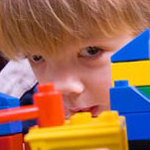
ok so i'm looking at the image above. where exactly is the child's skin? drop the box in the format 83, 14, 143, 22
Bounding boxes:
29, 32, 134, 117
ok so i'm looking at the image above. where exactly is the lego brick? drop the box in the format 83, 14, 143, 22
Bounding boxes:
120, 112, 150, 141
0, 92, 19, 107
111, 60, 150, 86
0, 96, 22, 135
136, 86, 150, 99
0, 106, 11, 110
110, 80, 150, 113
0, 105, 20, 110
0, 121, 22, 136
0, 133, 23, 150
25, 111, 128, 150
111, 29, 150, 62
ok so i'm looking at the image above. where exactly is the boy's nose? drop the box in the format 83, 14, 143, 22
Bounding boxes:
53, 77, 84, 97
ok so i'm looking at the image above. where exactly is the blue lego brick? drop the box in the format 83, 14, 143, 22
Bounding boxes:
120, 112, 150, 141
0, 121, 22, 136
0, 93, 22, 135
0, 106, 11, 110
0, 92, 20, 107
111, 29, 150, 62
110, 80, 150, 113
0, 105, 22, 135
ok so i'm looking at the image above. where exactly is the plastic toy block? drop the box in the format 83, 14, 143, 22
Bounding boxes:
136, 86, 150, 99
0, 133, 23, 150
0, 106, 10, 110
25, 111, 128, 150
0, 92, 19, 107
110, 80, 150, 113
0, 94, 22, 136
0, 121, 22, 136
121, 112, 150, 141
0, 83, 65, 128
111, 29, 150, 62
33, 91, 65, 127
111, 60, 150, 86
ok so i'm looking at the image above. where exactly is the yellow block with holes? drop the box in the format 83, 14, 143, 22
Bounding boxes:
25, 111, 128, 150
111, 60, 150, 86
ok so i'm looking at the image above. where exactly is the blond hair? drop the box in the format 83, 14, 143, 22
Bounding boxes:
1, 0, 150, 60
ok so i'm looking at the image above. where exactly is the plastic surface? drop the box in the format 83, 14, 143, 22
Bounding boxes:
0, 121, 22, 136
0, 93, 22, 135
37, 83, 55, 93
137, 86, 150, 99
111, 60, 150, 86
121, 112, 150, 141
34, 91, 65, 127
110, 80, 150, 113
111, 29, 150, 62
0, 92, 19, 107
25, 111, 128, 150
0, 133, 23, 150
0, 83, 65, 127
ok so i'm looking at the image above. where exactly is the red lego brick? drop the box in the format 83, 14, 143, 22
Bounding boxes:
34, 91, 65, 127
0, 84, 65, 128
0, 134, 23, 150
37, 82, 55, 93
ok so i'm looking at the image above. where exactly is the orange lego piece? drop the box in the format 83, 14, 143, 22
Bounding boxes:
0, 83, 65, 127
37, 83, 55, 93
34, 91, 65, 127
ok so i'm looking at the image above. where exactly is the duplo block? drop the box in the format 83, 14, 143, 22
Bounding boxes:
110, 80, 150, 113
120, 112, 150, 141
111, 29, 150, 62
136, 86, 150, 99
0, 92, 19, 107
25, 111, 128, 150
0, 92, 22, 135
111, 60, 150, 86
0, 133, 23, 150
0, 106, 11, 110
0, 121, 22, 136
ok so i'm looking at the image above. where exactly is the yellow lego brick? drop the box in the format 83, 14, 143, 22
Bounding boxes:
25, 111, 128, 150
111, 60, 150, 86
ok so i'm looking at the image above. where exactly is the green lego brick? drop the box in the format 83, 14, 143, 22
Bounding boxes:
137, 86, 150, 99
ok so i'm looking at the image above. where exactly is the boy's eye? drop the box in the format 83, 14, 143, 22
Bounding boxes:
78, 46, 103, 58
30, 55, 44, 63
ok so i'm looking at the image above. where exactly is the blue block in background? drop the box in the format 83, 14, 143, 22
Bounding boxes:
0, 121, 22, 136
111, 29, 150, 62
110, 80, 150, 113
0, 92, 22, 135
0, 106, 11, 110
121, 112, 150, 141
0, 92, 19, 107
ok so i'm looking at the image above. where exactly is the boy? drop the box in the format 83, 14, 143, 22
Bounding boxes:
0, 0, 150, 119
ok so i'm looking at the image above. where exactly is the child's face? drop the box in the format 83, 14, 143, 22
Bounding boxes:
29, 32, 134, 118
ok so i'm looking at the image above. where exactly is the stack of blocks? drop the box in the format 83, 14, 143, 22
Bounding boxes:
110, 29, 150, 142
0, 93, 23, 150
